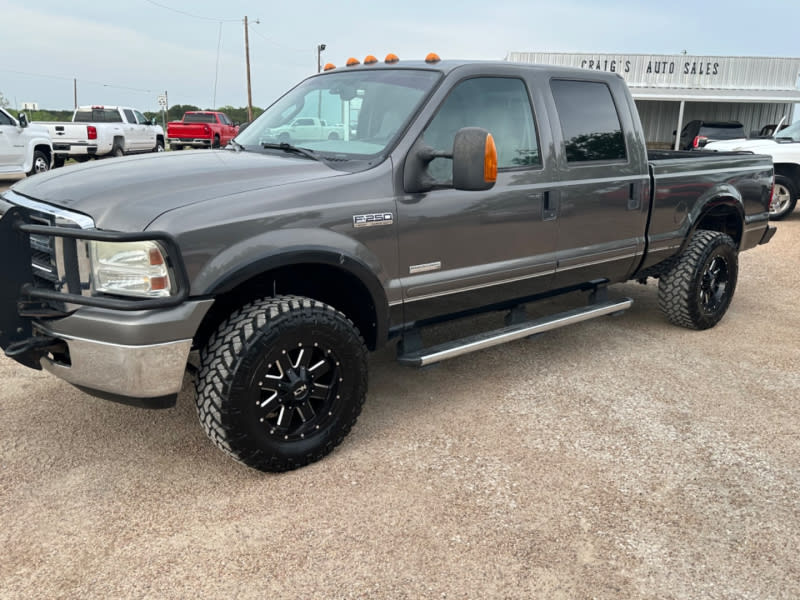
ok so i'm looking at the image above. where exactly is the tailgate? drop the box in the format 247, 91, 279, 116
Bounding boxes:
50, 123, 91, 144
168, 123, 208, 138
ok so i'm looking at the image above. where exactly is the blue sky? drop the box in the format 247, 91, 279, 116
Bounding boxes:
1, 0, 799, 112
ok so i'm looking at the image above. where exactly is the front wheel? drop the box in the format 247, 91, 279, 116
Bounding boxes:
769, 175, 797, 220
195, 295, 368, 472
27, 150, 50, 176
153, 139, 165, 152
658, 230, 738, 330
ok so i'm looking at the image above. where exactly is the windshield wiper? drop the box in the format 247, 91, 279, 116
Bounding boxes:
262, 142, 320, 161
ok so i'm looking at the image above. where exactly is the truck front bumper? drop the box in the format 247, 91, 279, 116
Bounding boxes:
33, 300, 213, 407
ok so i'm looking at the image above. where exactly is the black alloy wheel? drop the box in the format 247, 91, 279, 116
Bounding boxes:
195, 295, 368, 472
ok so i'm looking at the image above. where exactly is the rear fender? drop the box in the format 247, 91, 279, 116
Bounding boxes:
685, 190, 745, 250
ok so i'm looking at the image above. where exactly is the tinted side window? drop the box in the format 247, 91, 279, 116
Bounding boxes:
104, 109, 123, 123
423, 77, 540, 182
0, 111, 14, 126
123, 109, 136, 123
550, 79, 626, 163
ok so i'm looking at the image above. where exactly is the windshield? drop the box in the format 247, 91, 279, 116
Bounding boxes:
775, 120, 800, 141
235, 69, 441, 160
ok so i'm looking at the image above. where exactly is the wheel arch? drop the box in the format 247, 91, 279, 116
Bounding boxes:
774, 162, 800, 192
688, 196, 744, 248
193, 249, 389, 352
32, 143, 52, 166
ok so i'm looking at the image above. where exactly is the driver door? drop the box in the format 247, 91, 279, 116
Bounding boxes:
396, 76, 558, 323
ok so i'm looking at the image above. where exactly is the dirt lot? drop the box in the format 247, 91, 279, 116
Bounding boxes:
1, 177, 799, 599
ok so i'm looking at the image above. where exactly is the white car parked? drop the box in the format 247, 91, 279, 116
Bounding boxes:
704, 120, 800, 220
0, 107, 52, 177
38, 105, 164, 167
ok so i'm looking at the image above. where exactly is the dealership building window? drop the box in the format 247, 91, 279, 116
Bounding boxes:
507, 52, 800, 149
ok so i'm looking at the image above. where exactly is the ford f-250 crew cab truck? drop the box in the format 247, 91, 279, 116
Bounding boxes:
0, 109, 52, 177
38, 105, 165, 167
167, 111, 238, 150
703, 119, 800, 220
0, 56, 776, 472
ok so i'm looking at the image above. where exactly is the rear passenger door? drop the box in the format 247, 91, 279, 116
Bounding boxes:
546, 78, 649, 288
397, 74, 559, 323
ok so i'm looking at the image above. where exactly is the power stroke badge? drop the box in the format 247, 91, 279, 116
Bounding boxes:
352, 212, 394, 228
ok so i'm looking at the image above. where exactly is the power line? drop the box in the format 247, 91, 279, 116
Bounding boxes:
141, 0, 240, 22
0, 69, 151, 92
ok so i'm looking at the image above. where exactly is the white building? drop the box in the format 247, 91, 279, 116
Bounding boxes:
506, 52, 800, 149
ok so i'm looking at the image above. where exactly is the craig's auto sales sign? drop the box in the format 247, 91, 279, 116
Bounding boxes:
506, 52, 800, 92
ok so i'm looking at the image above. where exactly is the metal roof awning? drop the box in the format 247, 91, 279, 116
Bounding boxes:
631, 87, 800, 103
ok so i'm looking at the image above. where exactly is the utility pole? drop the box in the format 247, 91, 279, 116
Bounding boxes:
244, 16, 253, 121
73, 78, 77, 109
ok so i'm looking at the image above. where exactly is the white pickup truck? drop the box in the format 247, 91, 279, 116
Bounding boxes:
38, 106, 165, 167
704, 119, 800, 220
0, 108, 52, 177
263, 116, 345, 143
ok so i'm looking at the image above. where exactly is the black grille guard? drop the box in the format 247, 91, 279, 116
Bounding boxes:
0, 206, 191, 358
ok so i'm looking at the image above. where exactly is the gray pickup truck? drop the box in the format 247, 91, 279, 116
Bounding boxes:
0, 58, 775, 472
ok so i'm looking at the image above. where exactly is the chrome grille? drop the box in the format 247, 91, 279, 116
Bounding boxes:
28, 213, 59, 290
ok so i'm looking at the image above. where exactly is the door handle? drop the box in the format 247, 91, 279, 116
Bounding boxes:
628, 182, 642, 210
543, 190, 559, 221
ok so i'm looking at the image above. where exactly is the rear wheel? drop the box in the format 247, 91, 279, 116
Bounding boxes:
171, 143, 184, 151
27, 150, 50, 176
53, 156, 65, 169
212, 135, 220, 148
195, 295, 368, 472
111, 144, 124, 158
769, 175, 797, 220
658, 230, 738, 330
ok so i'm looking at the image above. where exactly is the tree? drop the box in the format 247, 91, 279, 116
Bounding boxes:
167, 104, 201, 121
0, 91, 9, 108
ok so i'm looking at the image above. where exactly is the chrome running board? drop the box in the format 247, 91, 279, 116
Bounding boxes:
397, 298, 633, 367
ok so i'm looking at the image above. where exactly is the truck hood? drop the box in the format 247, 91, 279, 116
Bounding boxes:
9, 150, 343, 231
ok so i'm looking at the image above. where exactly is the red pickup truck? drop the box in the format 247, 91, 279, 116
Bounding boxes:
167, 111, 238, 150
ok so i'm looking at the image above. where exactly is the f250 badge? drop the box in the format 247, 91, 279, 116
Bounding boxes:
352, 212, 394, 228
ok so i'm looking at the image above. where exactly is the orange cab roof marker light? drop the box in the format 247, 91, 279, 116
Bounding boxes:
364, 55, 378, 65
346, 57, 360, 67
425, 52, 441, 63
385, 53, 400, 64
323, 63, 336, 71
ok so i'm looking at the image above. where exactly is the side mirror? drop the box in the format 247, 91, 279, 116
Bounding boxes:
18, 113, 29, 128
403, 126, 497, 194
452, 128, 497, 191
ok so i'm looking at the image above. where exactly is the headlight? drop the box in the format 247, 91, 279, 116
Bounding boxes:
89, 240, 173, 298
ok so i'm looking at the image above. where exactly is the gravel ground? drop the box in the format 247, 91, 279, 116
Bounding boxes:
1, 177, 799, 599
